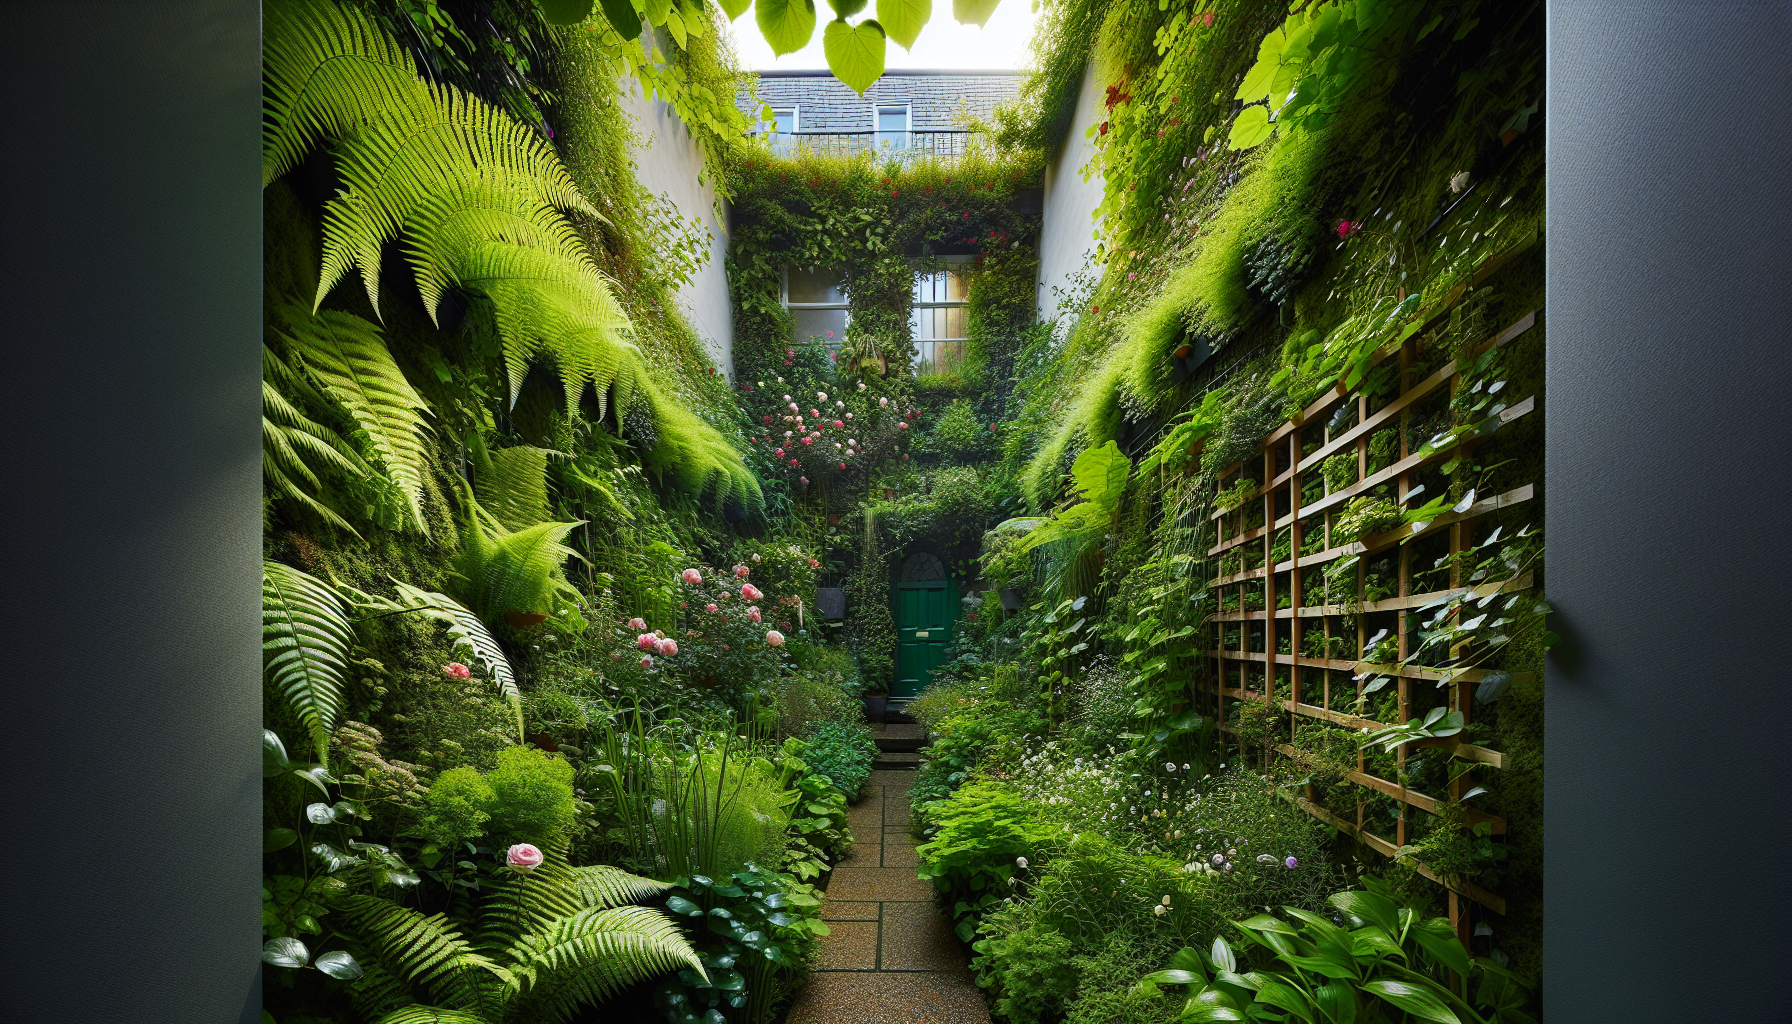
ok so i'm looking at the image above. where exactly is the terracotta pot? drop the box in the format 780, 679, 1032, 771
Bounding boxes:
1173, 343, 1192, 359
530, 732, 560, 753
504, 611, 549, 628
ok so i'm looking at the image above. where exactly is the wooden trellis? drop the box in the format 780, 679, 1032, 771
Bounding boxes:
1194, 239, 1540, 946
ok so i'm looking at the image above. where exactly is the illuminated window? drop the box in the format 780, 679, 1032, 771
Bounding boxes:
875, 104, 910, 151
910, 261, 970, 376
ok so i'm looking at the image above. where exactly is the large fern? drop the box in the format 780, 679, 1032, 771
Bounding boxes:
451, 494, 584, 627
262, 0, 763, 516
469, 436, 554, 532
273, 304, 433, 533
382, 581, 524, 742
341, 861, 700, 1024
262, 560, 356, 765
263, 356, 370, 538
505, 905, 703, 1022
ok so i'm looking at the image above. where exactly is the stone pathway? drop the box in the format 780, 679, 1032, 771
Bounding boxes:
785, 768, 990, 1024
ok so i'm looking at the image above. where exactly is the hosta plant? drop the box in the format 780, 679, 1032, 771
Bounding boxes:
1138, 883, 1533, 1023
655, 865, 829, 1024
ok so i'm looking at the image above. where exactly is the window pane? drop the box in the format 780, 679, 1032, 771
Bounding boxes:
877, 106, 908, 131
788, 267, 846, 304
793, 307, 848, 346
773, 108, 795, 133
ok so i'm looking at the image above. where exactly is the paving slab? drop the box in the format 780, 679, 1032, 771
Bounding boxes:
869, 769, 919, 787
883, 841, 920, 869
785, 968, 991, 1024
879, 902, 965, 971
820, 899, 882, 922
816, 920, 879, 970
826, 866, 936, 902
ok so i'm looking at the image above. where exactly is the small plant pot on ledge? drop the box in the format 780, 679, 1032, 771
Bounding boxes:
863, 693, 888, 722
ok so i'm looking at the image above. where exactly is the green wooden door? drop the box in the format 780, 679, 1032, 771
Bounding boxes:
893, 552, 953, 700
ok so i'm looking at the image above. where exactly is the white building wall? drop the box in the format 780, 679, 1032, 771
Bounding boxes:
617, 81, 735, 378
1035, 63, 1106, 331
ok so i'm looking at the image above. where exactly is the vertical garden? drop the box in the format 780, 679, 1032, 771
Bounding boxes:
261, 0, 1548, 1021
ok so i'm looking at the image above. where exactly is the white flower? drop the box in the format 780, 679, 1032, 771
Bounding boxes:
1154, 905, 1168, 917
1161, 895, 1172, 906
1450, 170, 1471, 193
1016, 856, 1028, 868
1165, 762, 1176, 772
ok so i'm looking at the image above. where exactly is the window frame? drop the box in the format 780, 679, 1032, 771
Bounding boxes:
909, 257, 972, 375
873, 102, 911, 150
781, 265, 850, 354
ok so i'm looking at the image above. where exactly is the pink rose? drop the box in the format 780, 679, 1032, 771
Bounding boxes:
442, 662, 471, 679
879, 397, 889, 408
626, 617, 647, 631
766, 630, 785, 647
658, 639, 679, 656
705, 603, 718, 612
748, 606, 762, 623
834, 420, 844, 428
741, 584, 763, 601
898, 421, 909, 430
682, 568, 703, 585
775, 448, 785, 457
799, 476, 809, 484
507, 843, 544, 875
640, 654, 654, 669
637, 633, 658, 651
840, 463, 847, 469
734, 564, 750, 578
802, 437, 813, 445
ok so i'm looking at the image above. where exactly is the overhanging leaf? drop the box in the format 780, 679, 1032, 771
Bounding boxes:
952, 0, 1000, 26
758, 0, 818, 54
1228, 104, 1273, 149
824, 19, 886, 94
877, 0, 929, 48
601, 0, 644, 36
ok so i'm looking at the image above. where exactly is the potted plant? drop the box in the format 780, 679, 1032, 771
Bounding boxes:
862, 686, 888, 723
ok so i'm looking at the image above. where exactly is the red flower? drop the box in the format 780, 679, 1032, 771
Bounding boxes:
763, 415, 772, 424
1099, 121, 1109, 135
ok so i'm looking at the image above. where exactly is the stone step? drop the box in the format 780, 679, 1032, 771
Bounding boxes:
873, 752, 920, 770
870, 723, 928, 753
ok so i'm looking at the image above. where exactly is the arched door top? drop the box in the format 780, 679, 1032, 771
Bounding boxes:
898, 551, 946, 584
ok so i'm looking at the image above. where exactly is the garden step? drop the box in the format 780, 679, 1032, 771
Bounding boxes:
870, 723, 929, 753
874, 752, 921, 770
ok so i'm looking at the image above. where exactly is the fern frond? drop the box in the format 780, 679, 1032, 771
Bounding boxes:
385, 580, 523, 740
274, 305, 433, 533
262, 0, 426, 186
338, 894, 513, 1018
469, 439, 555, 532
477, 845, 672, 954
505, 906, 704, 1024
262, 560, 355, 764
372, 1007, 491, 1024
451, 494, 584, 627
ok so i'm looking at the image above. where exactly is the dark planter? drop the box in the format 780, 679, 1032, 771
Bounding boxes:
998, 588, 1021, 612
863, 695, 888, 722
816, 586, 846, 619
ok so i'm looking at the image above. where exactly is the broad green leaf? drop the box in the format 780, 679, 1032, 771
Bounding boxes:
1360, 979, 1461, 1023
1167, 946, 1209, 982
1247, 974, 1317, 1023
262, 936, 309, 969
266, 828, 299, 853
758, 0, 818, 54
952, 0, 1000, 27
1210, 936, 1236, 973
539, 0, 596, 24
824, 19, 886, 93
313, 949, 364, 980
1071, 440, 1131, 508
1141, 969, 1204, 985
828, 0, 868, 16
877, 0, 929, 48
1229, 105, 1273, 149
1409, 918, 1473, 978
1330, 890, 1400, 934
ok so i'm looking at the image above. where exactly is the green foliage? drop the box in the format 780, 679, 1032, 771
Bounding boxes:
263, 560, 358, 765
926, 398, 992, 461
486, 746, 580, 846
1334, 495, 1401, 542
801, 719, 877, 799
263, 346, 374, 537
917, 782, 1062, 940
656, 865, 828, 1024
338, 850, 701, 1024
419, 766, 497, 851
975, 924, 1078, 1024
1138, 882, 1534, 1023
781, 767, 855, 878
451, 496, 583, 625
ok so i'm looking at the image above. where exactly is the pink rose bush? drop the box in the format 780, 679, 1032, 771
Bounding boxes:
681, 568, 703, 585
741, 583, 763, 601
506, 843, 544, 875
442, 662, 471, 679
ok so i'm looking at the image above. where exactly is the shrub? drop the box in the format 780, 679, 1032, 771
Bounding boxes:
483, 745, 577, 846
1072, 658, 1136, 750
779, 669, 861, 738
974, 923, 1077, 1024
418, 765, 495, 850
928, 399, 993, 462
917, 782, 1063, 939
803, 719, 877, 799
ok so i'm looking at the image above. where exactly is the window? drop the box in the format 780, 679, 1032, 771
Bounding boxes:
875, 104, 909, 151
783, 266, 849, 357
910, 261, 970, 376
759, 106, 798, 155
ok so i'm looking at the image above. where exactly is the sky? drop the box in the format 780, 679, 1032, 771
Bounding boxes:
723, 0, 1041, 72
